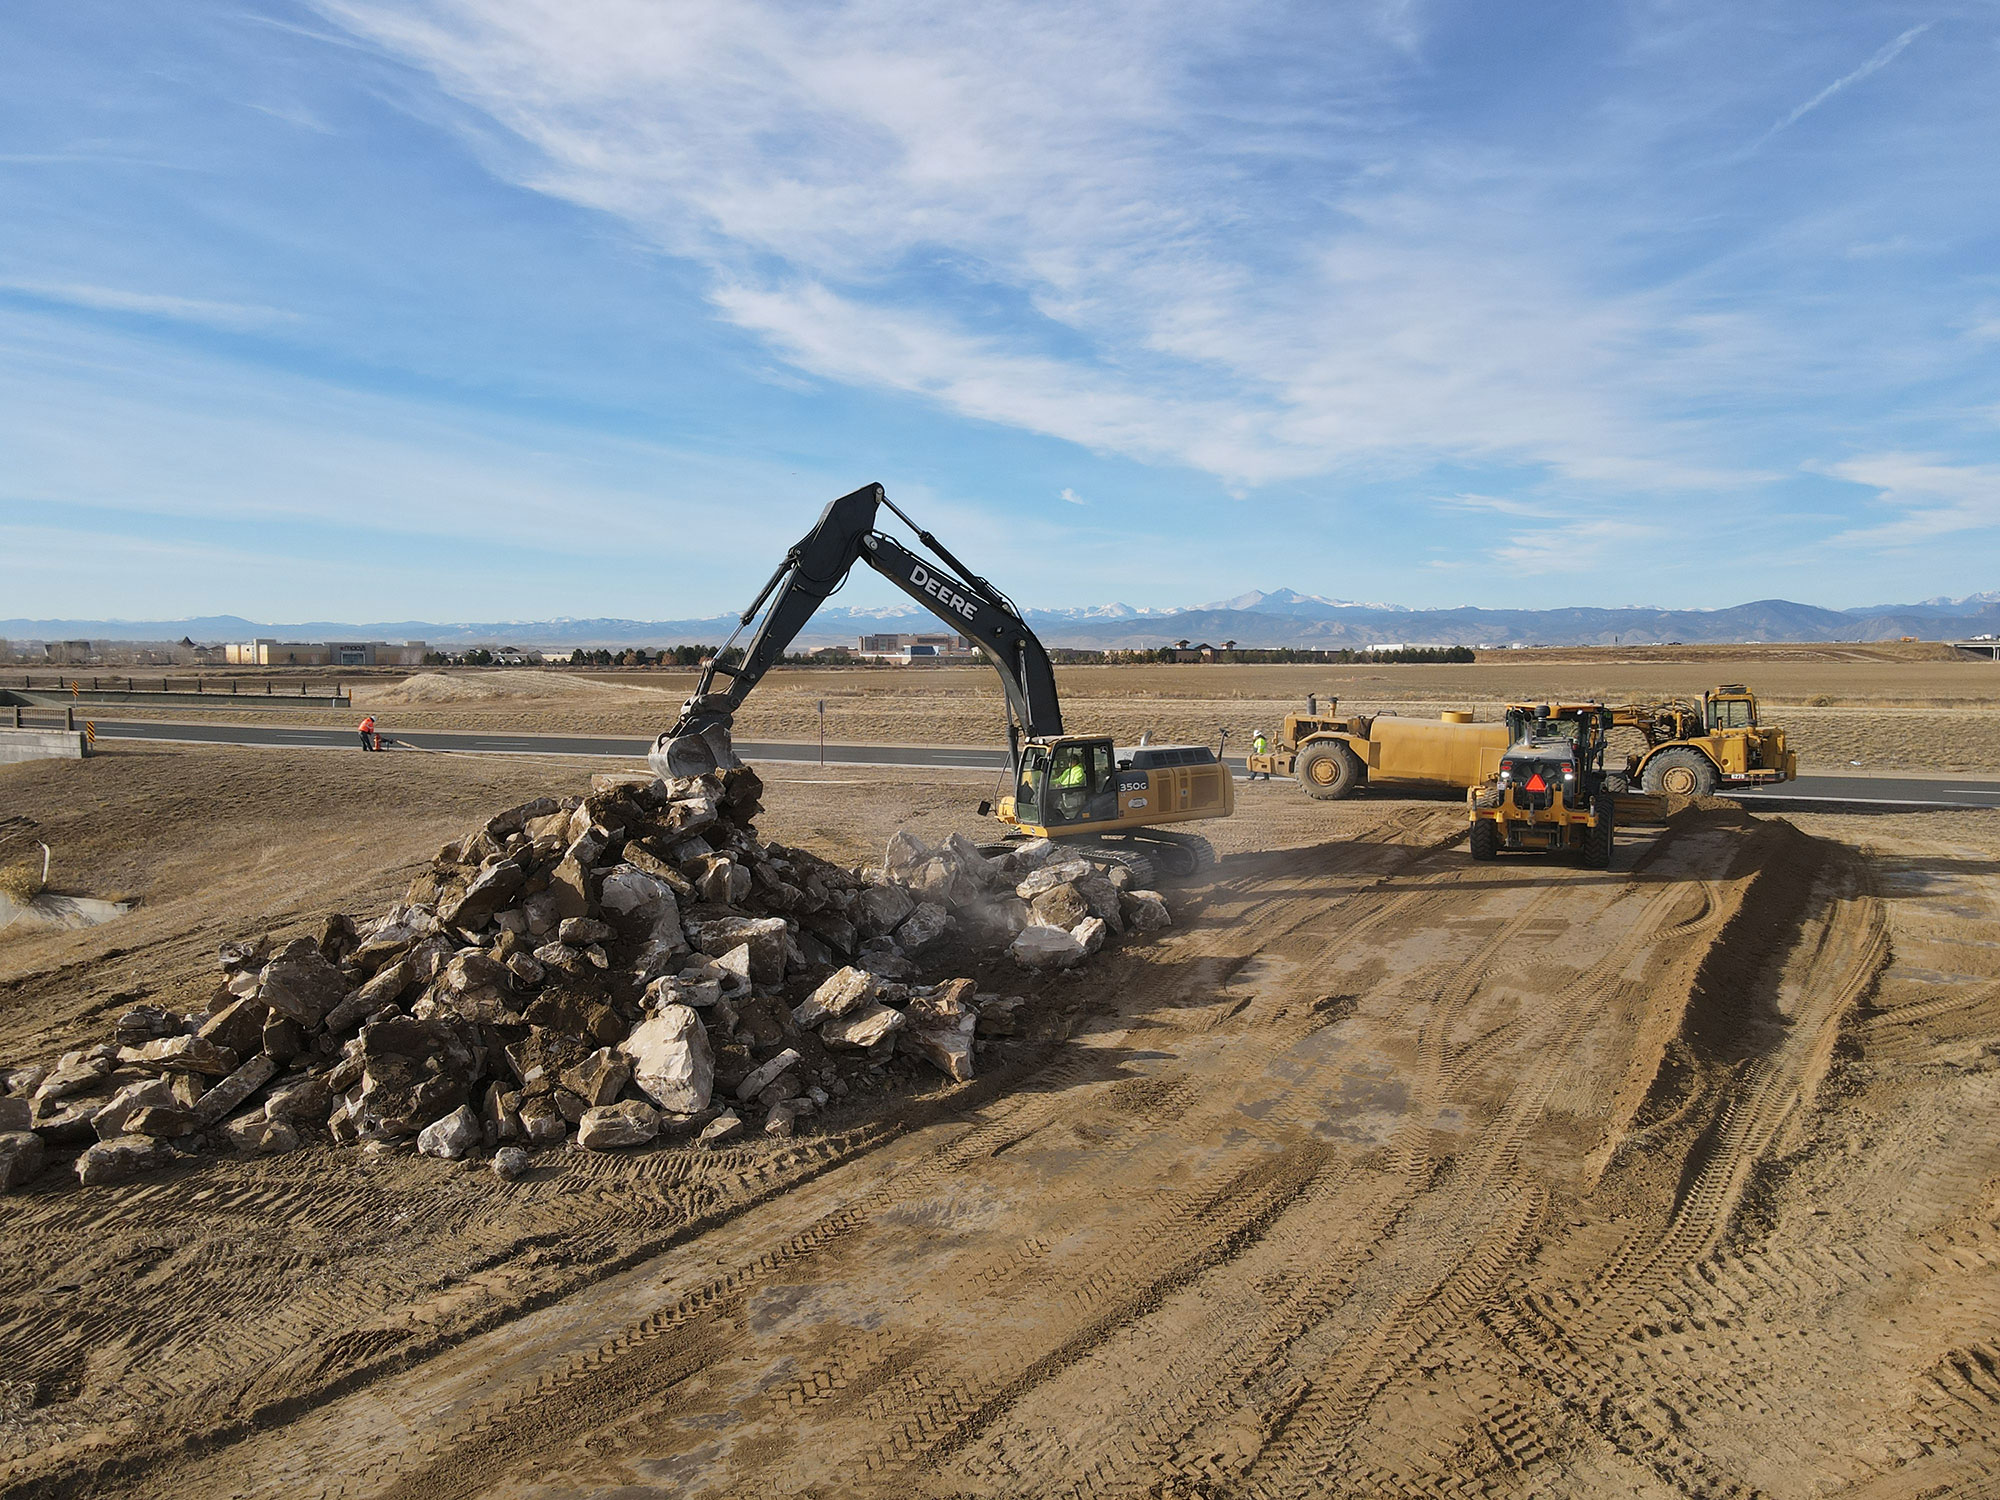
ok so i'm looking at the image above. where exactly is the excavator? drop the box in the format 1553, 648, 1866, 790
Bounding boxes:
650, 484, 1232, 876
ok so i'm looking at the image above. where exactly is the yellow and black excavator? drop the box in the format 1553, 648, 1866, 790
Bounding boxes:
651, 484, 1231, 875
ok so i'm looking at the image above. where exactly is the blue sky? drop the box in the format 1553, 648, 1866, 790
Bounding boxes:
2, 0, 1996, 622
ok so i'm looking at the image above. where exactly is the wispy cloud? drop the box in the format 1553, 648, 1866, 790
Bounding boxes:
316, 1, 1789, 495
1491, 518, 1665, 574
1059, 487, 1084, 505
1741, 22, 1932, 155
1822, 453, 2000, 546
0, 280, 300, 331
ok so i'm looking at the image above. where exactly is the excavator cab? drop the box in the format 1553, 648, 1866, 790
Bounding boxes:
1013, 738, 1119, 829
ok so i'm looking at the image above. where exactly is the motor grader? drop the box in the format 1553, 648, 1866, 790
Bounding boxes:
1608, 684, 1795, 797
1467, 703, 1616, 868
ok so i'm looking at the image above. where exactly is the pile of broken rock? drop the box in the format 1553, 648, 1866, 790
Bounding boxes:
0, 767, 1175, 1193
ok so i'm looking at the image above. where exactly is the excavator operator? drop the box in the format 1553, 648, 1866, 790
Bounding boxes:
1050, 744, 1088, 822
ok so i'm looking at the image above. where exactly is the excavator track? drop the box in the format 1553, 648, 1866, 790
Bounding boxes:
1120, 829, 1218, 881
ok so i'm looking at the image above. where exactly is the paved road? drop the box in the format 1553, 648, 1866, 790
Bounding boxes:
77, 718, 2000, 811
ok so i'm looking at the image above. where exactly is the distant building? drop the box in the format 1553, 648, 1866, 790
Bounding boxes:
225, 639, 428, 667
856, 632, 975, 664
44, 640, 95, 665
178, 636, 229, 665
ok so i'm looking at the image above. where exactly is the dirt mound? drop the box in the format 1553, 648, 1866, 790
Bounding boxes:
357, 672, 672, 706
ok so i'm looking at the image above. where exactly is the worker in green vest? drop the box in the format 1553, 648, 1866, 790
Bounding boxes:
1050, 746, 1087, 819
1249, 728, 1270, 779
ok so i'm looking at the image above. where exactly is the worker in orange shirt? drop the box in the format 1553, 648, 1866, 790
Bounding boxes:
358, 714, 378, 752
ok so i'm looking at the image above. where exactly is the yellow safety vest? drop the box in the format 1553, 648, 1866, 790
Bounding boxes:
1054, 761, 1085, 788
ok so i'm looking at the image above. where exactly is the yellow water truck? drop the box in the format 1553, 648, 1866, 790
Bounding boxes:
1246, 697, 1511, 799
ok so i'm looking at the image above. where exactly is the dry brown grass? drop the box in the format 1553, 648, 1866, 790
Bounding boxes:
0, 861, 44, 904
75, 648, 2000, 773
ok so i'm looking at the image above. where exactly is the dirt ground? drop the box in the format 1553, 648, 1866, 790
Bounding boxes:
67, 647, 2000, 772
2, 744, 1998, 1498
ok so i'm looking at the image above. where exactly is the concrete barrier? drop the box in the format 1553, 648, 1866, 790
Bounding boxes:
0, 729, 89, 764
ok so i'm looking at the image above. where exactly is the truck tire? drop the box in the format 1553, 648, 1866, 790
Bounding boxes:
1642, 747, 1718, 798
1469, 818, 1500, 861
1581, 801, 1614, 870
1297, 741, 1362, 800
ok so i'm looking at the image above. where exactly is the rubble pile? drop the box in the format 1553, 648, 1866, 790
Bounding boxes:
1, 768, 1176, 1191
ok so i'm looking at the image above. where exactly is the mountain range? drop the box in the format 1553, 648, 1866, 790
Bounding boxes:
4, 592, 1998, 652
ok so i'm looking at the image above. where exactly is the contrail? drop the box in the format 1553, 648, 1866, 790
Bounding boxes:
1745, 21, 1933, 154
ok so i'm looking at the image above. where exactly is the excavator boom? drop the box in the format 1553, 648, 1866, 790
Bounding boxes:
652, 484, 1062, 779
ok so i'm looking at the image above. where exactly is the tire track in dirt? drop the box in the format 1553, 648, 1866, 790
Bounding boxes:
348, 820, 1478, 1498
1470, 825, 1895, 1498
932, 833, 1741, 1496
88, 816, 1467, 1500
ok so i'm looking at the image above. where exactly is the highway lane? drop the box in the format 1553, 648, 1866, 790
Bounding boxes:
77, 718, 2000, 811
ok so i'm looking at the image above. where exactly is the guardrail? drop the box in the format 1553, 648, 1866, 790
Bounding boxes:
13, 673, 349, 697
1, 686, 351, 711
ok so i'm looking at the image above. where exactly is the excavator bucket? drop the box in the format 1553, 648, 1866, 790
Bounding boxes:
650, 720, 742, 781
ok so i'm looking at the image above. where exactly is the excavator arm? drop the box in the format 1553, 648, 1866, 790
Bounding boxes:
651, 483, 1064, 779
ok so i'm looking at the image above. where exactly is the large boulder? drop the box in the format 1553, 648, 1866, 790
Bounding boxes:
734, 1047, 803, 1102
621, 1005, 714, 1113
1073, 916, 1109, 956
424, 951, 517, 1024
1075, 874, 1125, 933
598, 865, 677, 918
76, 1135, 175, 1187
944, 832, 1008, 890
264, 1074, 331, 1123
821, 1002, 906, 1051
685, 916, 789, 985
911, 856, 981, 912
856, 883, 916, 936
895, 902, 954, 955
353, 903, 442, 964
440, 859, 526, 928
0, 1097, 28, 1134
518, 1094, 568, 1147
31, 1049, 112, 1107
544, 856, 591, 922
91, 1078, 177, 1140
577, 1100, 661, 1150
793, 966, 874, 1028
258, 940, 349, 1028
1010, 924, 1087, 970
1002, 837, 1056, 871
417, 1104, 481, 1159
1029, 883, 1090, 930
198, 997, 269, 1060
630, 900, 690, 983
901, 980, 978, 1082
353, 1017, 480, 1136
883, 829, 932, 882
697, 858, 752, 906
121, 1035, 238, 1078
0, 1131, 45, 1191
1120, 890, 1173, 932
124, 1104, 198, 1137
560, 1047, 632, 1107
